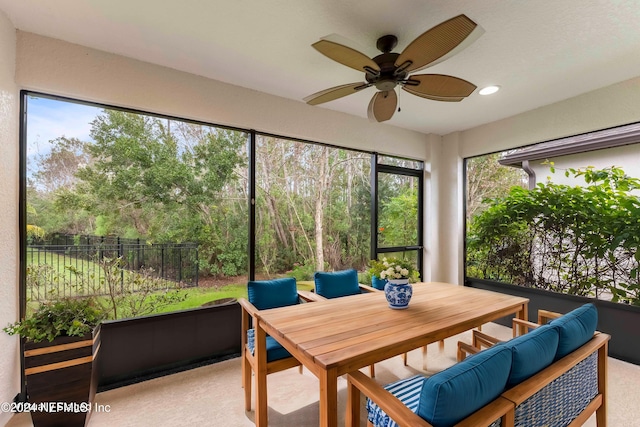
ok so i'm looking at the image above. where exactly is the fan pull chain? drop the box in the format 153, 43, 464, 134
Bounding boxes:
397, 88, 401, 113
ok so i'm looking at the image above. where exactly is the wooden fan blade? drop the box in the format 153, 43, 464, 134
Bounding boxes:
367, 90, 397, 122
395, 14, 483, 73
402, 74, 476, 102
304, 82, 368, 105
312, 40, 380, 73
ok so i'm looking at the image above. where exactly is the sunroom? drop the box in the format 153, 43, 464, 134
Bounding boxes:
1, 2, 640, 427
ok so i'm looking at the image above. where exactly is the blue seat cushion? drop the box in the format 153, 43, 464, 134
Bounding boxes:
503, 324, 559, 387
246, 329, 292, 363
247, 277, 299, 310
366, 374, 426, 427
550, 303, 598, 360
416, 344, 512, 427
314, 269, 360, 299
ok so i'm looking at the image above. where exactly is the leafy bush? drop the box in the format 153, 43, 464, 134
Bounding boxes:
358, 271, 373, 285
467, 166, 640, 306
285, 262, 315, 281
4, 297, 104, 342
92, 256, 188, 320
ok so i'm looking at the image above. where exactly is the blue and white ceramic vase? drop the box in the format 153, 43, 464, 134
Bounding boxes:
384, 278, 413, 309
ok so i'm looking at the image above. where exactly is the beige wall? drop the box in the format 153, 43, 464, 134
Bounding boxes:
530, 144, 640, 187
421, 133, 441, 283
0, 9, 19, 425
458, 77, 640, 159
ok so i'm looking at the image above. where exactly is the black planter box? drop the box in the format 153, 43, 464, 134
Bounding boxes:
466, 278, 640, 365
24, 327, 100, 427
97, 299, 241, 390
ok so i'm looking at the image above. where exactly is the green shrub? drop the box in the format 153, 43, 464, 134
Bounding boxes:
4, 297, 104, 342
286, 262, 315, 281
467, 166, 640, 306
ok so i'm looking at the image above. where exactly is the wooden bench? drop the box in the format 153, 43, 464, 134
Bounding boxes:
346, 304, 609, 427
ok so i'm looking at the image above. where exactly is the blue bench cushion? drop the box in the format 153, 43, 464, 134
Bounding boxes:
367, 346, 511, 427
314, 269, 360, 299
246, 329, 292, 363
417, 344, 512, 427
247, 277, 299, 310
366, 345, 512, 427
366, 374, 426, 427
550, 303, 598, 361
504, 324, 559, 387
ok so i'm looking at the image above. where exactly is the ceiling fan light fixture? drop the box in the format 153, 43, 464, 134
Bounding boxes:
479, 85, 500, 95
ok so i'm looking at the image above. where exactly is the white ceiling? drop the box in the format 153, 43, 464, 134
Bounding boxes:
2, 0, 640, 135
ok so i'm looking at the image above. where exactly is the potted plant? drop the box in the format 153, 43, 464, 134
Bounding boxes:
4, 296, 105, 427
369, 257, 418, 309
368, 258, 390, 290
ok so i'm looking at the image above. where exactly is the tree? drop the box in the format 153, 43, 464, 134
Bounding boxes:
255, 137, 371, 275
27, 136, 96, 235
466, 153, 527, 221
379, 186, 418, 247
72, 110, 248, 276
33, 137, 92, 193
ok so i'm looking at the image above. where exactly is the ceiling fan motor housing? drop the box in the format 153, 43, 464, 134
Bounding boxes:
366, 52, 407, 91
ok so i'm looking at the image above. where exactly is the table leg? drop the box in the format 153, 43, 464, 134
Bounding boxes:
255, 323, 268, 427
319, 367, 339, 427
345, 376, 360, 427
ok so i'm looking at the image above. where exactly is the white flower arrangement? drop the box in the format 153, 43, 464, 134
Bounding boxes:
374, 257, 415, 280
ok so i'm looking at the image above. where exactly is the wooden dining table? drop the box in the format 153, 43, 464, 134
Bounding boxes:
255, 281, 529, 427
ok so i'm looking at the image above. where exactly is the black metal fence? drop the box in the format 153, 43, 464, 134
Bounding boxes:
27, 234, 198, 301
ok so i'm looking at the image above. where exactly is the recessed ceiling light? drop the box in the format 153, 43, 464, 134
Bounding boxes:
479, 85, 500, 95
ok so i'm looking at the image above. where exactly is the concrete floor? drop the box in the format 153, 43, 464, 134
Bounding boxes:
5, 323, 639, 427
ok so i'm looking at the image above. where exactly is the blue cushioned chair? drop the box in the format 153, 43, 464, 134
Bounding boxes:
348, 344, 515, 427
239, 278, 309, 423
314, 269, 366, 298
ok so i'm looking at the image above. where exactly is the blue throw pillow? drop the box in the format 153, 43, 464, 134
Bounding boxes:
314, 269, 360, 299
550, 303, 598, 360
247, 277, 299, 310
417, 344, 512, 427
504, 324, 559, 387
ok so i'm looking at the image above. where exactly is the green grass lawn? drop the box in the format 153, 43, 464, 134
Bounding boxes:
156, 284, 248, 313
157, 280, 315, 313
26, 251, 108, 303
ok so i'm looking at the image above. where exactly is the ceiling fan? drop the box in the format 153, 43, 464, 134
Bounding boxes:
304, 14, 484, 122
